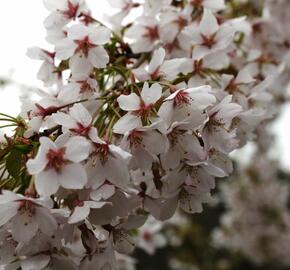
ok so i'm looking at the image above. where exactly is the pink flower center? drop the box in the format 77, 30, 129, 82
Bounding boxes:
136, 101, 152, 118
150, 68, 161, 80
193, 59, 203, 75
46, 148, 67, 172
164, 38, 180, 53
70, 122, 92, 136
168, 127, 186, 145
43, 50, 56, 59
173, 90, 191, 107
17, 199, 36, 215
206, 111, 225, 132
191, 0, 203, 7
77, 79, 95, 94
75, 36, 96, 57
143, 26, 159, 42
174, 16, 187, 29
80, 12, 95, 25
201, 33, 217, 49
33, 104, 59, 119
142, 231, 153, 242
72, 199, 85, 208
93, 142, 110, 164
62, 0, 79, 19
127, 130, 143, 148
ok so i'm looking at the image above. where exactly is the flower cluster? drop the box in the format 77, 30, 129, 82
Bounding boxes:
213, 156, 290, 266
0, 0, 290, 269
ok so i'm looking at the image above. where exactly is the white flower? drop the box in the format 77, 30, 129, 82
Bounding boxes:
27, 135, 90, 196
121, 124, 169, 170
106, 0, 136, 29
68, 200, 108, 224
43, 0, 88, 29
125, 16, 160, 53
158, 85, 216, 127
86, 132, 132, 189
184, 9, 235, 59
55, 24, 111, 76
58, 74, 99, 101
113, 82, 162, 134
137, 217, 166, 255
203, 95, 242, 154
0, 191, 57, 243
53, 103, 94, 137
26, 47, 59, 86
179, 188, 212, 214
133, 48, 166, 81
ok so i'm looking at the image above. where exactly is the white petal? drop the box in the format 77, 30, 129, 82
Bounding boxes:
204, 0, 226, 10
113, 113, 142, 134
26, 137, 57, 175
55, 38, 76, 60
117, 93, 140, 111
44, 12, 68, 29
53, 112, 76, 129
0, 201, 19, 226
148, 48, 165, 74
68, 205, 90, 224
43, 0, 66, 11
68, 24, 89, 40
109, 145, 132, 163
35, 206, 58, 236
35, 169, 60, 196
64, 136, 91, 162
26, 146, 49, 175
141, 82, 162, 105
21, 255, 50, 270
90, 184, 115, 200
145, 197, 178, 221
59, 163, 87, 189
88, 46, 110, 68
89, 26, 111, 45
104, 157, 130, 188
0, 190, 20, 203
70, 103, 92, 126
11, 212, 38, 243
86, 201, 108, 209
200, 9, 219, 36
26, 47, 43, 60
69, 54, 92, 77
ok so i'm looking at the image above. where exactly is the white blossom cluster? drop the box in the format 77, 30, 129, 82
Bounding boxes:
0, 0, 289, 269
213, 156, 290, 266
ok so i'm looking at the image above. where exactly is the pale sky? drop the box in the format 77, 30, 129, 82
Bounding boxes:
0, 0, 289, 171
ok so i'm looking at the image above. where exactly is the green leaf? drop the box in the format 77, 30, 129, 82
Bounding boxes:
5, 149, 22, 179
14, 144, 32, 154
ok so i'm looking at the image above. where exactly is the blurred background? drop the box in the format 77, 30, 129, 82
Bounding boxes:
1, 1, 290, 270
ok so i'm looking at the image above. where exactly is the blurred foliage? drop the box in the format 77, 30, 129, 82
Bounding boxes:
0, 77, 10, 88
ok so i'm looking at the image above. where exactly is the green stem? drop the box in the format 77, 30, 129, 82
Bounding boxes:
0, 113, 18, 121
0, 124, 17, 129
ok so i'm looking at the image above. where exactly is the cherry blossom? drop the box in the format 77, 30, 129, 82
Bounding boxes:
55, 23, 111, 76
27, 135, 90, 196
53, 103, 95, 137
113, 82, 162, 133
0, 191, 57, 243
184, 9, 235, 59
43, 0, 88, 29
125, 16, 160, 53
26, 47, 59, 86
